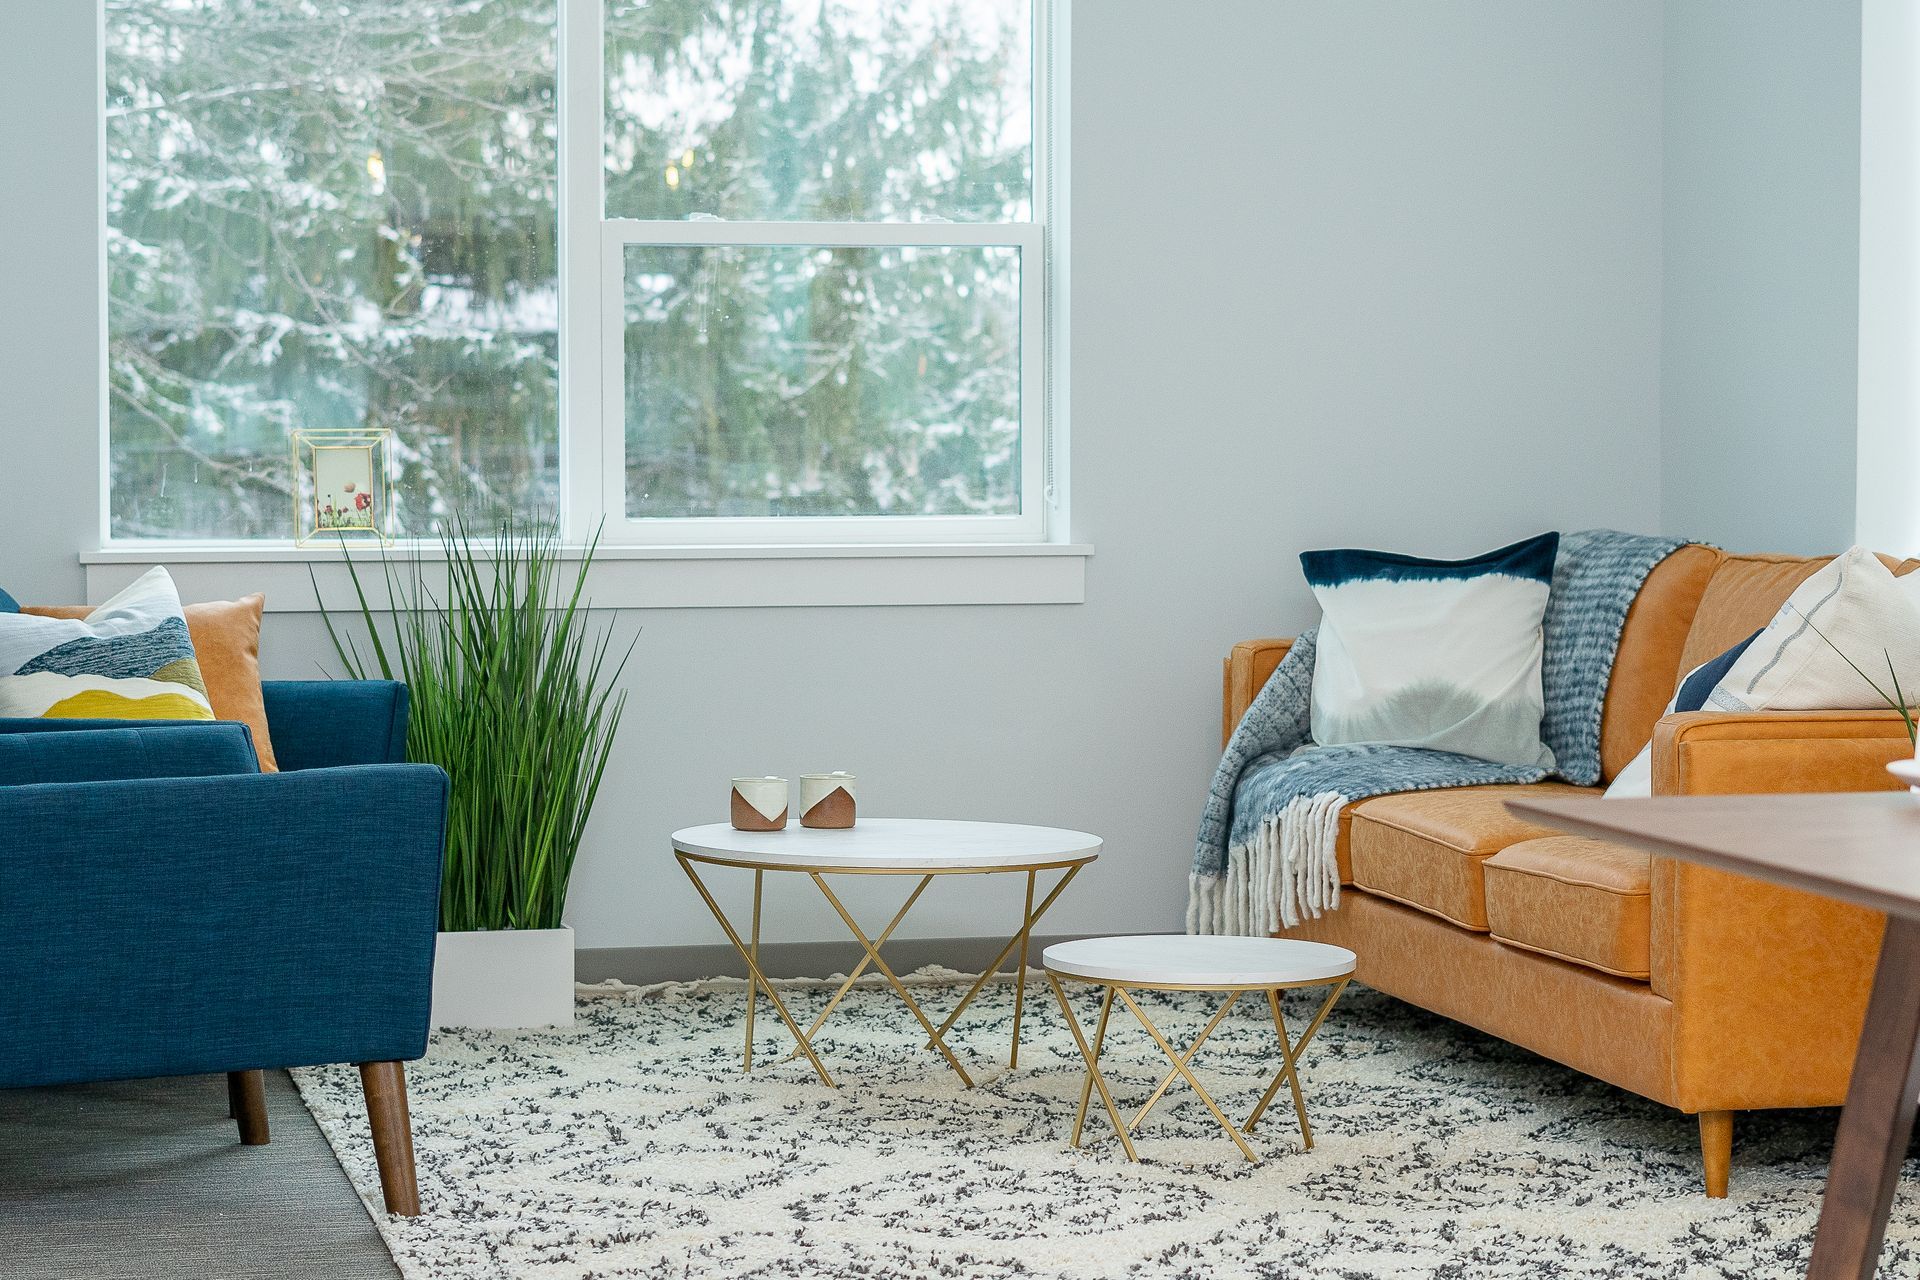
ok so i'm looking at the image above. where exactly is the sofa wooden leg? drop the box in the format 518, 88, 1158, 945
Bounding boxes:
358, 1061, 422, 1217
227, 1070, 269, 1146
1699, 1109, 1733, 1198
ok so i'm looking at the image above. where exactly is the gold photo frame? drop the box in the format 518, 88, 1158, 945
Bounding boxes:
292, 428, 394, 545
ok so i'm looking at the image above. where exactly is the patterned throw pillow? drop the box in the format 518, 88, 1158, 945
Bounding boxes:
1303, 533, 1560, 769
0, 567, 216, 722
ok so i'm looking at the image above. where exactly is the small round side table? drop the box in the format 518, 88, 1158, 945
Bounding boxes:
673, 818, 1101, 1089
1043, 934, 1355, 1163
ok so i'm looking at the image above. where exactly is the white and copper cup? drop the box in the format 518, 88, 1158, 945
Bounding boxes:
730, 776, 789, 831
799, 772, 857, 828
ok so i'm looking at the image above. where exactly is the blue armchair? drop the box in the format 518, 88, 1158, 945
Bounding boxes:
0, 680, 447, 1216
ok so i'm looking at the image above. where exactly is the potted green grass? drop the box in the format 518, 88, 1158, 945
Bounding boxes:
321, 517, 630, 1028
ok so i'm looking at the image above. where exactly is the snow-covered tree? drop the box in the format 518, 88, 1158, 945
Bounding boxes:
107, 0, 1029, 537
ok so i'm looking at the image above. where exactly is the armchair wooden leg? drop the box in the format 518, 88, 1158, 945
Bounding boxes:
227, 1070, 269, 1146
358, 1061, 422, 1217
1699, 1109, 1733, 1198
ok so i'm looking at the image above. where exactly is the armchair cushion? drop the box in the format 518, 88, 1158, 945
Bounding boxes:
0, 722, 258, 786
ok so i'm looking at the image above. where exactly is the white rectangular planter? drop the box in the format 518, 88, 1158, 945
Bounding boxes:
431, 926, 576, 1029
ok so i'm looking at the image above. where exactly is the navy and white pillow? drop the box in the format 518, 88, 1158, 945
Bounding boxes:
1303, 533, 1559, 769
1604, 629, 1762, 799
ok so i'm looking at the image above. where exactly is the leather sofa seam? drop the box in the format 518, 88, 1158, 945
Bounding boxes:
1486, 931, 1651, 982
1348, 884, 1488, 933
1483, 866, 1649, 897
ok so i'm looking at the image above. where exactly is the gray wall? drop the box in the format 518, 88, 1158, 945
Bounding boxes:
3, 3, 101, 609
1660, 1, 1863, 555
0, 3, 1667, 957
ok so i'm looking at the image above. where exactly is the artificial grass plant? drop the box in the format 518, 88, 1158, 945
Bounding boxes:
320, 518, 631, 932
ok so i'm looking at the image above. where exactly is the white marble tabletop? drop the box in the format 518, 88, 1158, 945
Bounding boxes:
671, 817, 1103, 870
1043, 935, 1356, 987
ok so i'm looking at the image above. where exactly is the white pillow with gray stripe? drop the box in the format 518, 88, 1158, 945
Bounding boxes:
1704, 546, 1920, 713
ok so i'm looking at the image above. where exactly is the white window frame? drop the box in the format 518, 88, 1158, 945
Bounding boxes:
92, 0, 1078, 606
596, 221, 1044, 545
561, 0, 1059, 548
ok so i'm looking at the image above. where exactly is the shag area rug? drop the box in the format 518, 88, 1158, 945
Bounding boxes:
293, 971, 1920, 1279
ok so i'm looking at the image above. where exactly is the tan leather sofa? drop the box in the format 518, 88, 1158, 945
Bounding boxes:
1221, 545, 1918, 1197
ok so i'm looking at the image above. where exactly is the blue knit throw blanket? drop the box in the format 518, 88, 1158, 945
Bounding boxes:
1188, 529, 1686, 936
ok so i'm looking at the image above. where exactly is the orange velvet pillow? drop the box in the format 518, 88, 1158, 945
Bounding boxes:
24, 593, 278, 771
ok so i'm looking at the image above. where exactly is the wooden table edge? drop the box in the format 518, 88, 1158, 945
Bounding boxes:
1504, 794, 1920, 923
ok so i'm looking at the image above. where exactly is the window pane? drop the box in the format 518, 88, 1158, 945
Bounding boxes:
106, 0, 559, 539
623, 243, 1022, 518
605, 1, 1032, 222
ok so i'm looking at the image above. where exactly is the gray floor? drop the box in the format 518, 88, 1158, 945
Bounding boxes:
0, 1070, 400, 1280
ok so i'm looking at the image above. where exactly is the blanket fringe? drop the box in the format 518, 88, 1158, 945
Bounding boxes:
1187, 791, 1345, 936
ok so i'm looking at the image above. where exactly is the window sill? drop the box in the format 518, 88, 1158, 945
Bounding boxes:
79, 542, 1092, 610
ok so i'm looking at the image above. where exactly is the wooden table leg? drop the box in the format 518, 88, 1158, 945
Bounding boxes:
1809, 915, 1920, 1279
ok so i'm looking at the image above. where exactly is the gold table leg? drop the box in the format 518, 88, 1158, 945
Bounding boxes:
1049, 974, 1138, 1162
782, 875, 934, 1064
1050, 976, 1347, 1164
1128, 991, 1242, 1133
1010, 870, 1037, 1069
1112, 986, 1260, 1163
1245, 977, 1348, 1150
926, 862, 1084, 1064
1071, 985, 1117, 1148
676, 854, 837, 1088
811, 873, 977, 1088
744, 869, 762, 1072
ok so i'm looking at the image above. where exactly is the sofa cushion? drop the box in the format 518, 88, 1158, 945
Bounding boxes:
1347, 782, 1600, 929
1484, 837, 1651, 979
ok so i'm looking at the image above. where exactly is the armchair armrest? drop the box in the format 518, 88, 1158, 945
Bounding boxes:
0, 764, 449, 1089
1648, 709, 1908, 1111
262, 680, 410, 771
1222, 637, 1295, 748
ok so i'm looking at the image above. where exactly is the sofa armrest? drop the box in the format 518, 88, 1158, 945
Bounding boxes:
0, 764, 449, 1088
262, 680, 410, 770
1222, 637, 1295, 748
1648, 709, 1906, 1111
1652, 708, 1914, 797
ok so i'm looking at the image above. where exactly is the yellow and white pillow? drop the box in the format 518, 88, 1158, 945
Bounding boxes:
0, 567, 215, 721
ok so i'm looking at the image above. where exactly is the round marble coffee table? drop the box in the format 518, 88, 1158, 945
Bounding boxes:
1043, 934, 1355, 1163
672, 818, 1101, 1089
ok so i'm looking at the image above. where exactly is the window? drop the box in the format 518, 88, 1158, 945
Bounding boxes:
103, 0, 1057, 547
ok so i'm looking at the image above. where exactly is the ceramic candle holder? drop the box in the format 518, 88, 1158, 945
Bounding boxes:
799, 772, 857, 828
731, 776, 789, 831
